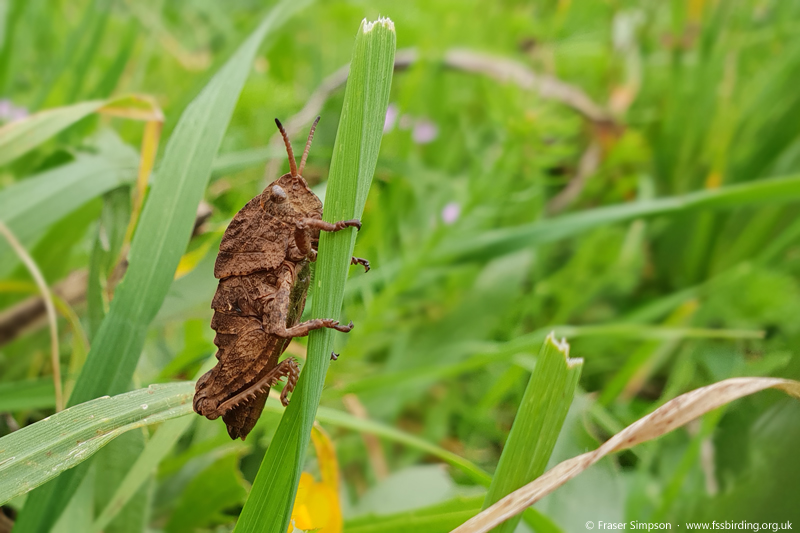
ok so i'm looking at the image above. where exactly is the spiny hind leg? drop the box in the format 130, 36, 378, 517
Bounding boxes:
216, 358, 300, 414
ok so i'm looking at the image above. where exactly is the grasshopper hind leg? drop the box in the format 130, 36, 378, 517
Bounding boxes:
223, 392, 268, 441
220, 357, 300, 440
217, 358, 300, 415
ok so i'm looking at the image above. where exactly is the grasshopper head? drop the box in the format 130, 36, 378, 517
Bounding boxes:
268, 117, 324, 216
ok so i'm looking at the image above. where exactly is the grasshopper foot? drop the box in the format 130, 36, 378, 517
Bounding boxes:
351, 256, 370, 272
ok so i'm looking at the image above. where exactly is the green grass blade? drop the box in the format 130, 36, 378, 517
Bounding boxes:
441, 174, 800, 260
211, 146, 285, 178
598, 306, 695, 406
89, 358, 216, 531
481, 334, 583, 533
0, 100, 109, 166
29, 0, 97, 108
12, 3, 307, 530
342, 495, 564, 533
65, 1, 110, 103
0, 382, 194, 505
90, 416, 193, 533
345, 496, 484, 533
89, 19, 139, 99
93, 431, 148, 533
265, 399, 490, 484
254, 397, 491, 485
0, 378, 55, 412
0, 149, 138, 277
337, 324, 760, 395
233, 17, 396, 533
315, 405, 490, 485
342, 485, 561, 533
0, 0, 26, 95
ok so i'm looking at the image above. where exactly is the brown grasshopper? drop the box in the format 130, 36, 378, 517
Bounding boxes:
193, 117, 369, 440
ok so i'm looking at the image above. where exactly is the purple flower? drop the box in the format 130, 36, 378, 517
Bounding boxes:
412, 119, 438, 144
383, 103, 399, 133
441, 202, 460, 225
0, 99, 29, 122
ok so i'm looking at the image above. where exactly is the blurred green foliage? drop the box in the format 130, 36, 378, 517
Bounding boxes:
1, 0, 799, 531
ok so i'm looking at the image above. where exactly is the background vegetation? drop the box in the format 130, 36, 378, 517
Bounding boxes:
1, 0, 799, 531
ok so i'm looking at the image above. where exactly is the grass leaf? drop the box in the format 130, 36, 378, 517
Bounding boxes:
345, 495, 484, 533
0, 148, 138, 277
481, 333, 583, 533
0, 378, 56, 412
0, 382, 193, 505
0, 100, 108, 166
442, 174, 800, 260
233, 17, 396, 533
261, 403, 490, 485
90, 416, 194, 533
0, 95, 160, 167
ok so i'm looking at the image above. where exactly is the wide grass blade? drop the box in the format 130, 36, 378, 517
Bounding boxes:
0, 382, 193, 505
0, 148, 138, 277
12, 2, 308, 530
233, 17, 396, 533
441, 174, 800, 260
481, 334, 582, 533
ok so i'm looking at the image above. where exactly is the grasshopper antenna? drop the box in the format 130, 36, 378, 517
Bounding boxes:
298, 116, 320, 177
275, 118, 297, 177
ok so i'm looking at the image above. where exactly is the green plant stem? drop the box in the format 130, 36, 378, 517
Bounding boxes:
233, 17, 395, 533
441, 173, 800, 260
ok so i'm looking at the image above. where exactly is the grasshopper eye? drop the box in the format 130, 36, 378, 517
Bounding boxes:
271, 185, 287, 203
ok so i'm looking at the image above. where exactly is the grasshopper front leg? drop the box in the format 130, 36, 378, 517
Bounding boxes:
292, 219, 370, 272
299, 217, 361, 232
264, 267, 355, 338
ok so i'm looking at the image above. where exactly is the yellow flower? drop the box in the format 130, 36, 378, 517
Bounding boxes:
288, 425, 342, 533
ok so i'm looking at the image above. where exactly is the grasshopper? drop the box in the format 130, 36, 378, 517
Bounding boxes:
193, 117, 369, 440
